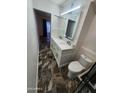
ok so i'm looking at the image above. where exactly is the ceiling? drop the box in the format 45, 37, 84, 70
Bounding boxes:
49, 0, 67, 5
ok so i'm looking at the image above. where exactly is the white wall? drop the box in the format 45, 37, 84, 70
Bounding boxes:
33, 0, 60, 15
80, 15, 96, 60
72, 0, 91, 45
83, 15, 96, 52
27, 0, 39, 93
74, 1, 96, 60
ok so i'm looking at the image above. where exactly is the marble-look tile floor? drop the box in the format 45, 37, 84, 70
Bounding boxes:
37, 46, 78, 93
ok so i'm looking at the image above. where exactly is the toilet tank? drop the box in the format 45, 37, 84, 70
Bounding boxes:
79, 54, 93, 69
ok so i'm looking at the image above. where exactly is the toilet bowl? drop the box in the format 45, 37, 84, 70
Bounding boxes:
68, 54, 93, 79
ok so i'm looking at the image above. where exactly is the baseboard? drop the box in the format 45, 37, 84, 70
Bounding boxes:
79, 46, 96, 61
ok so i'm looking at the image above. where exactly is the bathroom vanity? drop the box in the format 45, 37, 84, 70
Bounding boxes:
50, 36, 75, 67
50, 0, 86, 68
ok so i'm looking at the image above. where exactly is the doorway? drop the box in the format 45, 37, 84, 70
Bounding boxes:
42, 19, 51, 47
34, 9, 51, 50
34, 9, 53, 93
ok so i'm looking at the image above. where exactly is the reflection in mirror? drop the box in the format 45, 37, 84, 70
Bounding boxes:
51, 15, 67, 39
65, 19, 76, 39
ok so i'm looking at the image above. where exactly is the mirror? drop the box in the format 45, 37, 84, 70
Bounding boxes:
60, 0, 81, 40
51, 0, 88, 41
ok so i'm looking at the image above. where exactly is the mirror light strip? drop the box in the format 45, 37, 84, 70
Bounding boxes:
60, 5, 81, 16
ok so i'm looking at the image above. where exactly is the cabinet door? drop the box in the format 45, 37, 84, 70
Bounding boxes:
59, 53, 75, 67
50, 39, 62, 66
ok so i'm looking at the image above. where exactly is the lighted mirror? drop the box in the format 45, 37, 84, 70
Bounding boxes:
60, 0, 87, 40
51, 0, 88, 41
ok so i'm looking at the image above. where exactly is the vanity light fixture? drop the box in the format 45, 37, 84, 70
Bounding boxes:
60, 5, 81, 16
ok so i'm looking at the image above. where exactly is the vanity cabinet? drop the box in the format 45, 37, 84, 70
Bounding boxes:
50, 37, 75, 68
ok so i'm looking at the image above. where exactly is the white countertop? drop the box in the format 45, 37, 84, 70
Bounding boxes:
51, 36, 74, 50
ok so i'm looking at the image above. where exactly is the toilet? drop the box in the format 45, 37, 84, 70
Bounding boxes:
68, 54, 93, 79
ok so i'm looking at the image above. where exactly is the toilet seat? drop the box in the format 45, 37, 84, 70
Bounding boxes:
68, 61, 86, 73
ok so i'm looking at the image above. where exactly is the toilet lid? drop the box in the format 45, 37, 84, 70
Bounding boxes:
68, 61, 86, 73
